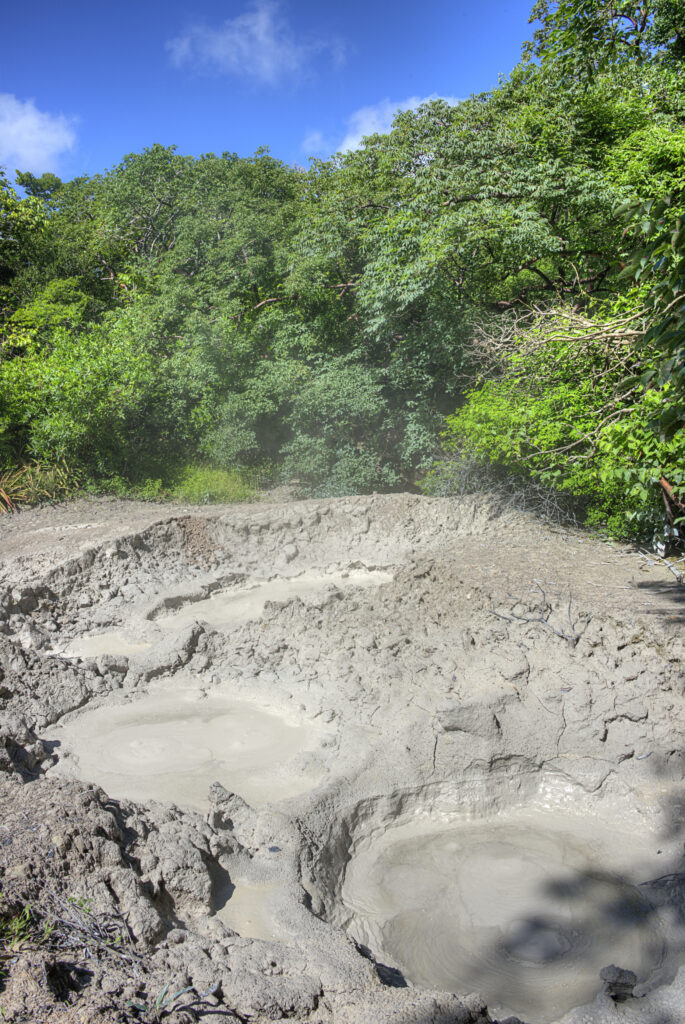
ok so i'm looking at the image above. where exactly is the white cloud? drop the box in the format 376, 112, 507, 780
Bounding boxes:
0, 94, 76, 173
167, 1, 344, 85
339, 94, 462, 151
301, 94, 462, 159
301, 130, 329, 155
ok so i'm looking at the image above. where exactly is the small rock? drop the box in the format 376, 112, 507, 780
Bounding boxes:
283, 543, 298, 563
462, 992, 488, 1015
600, 964, 637, 1002
78, 592, 93, 608
96, 653, 129, 676
100, 974, 123, 995
6, 861, 32, 880
51, 833, 70, 855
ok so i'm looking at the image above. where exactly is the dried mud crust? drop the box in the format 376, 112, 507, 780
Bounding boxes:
1, 493, 684, 1024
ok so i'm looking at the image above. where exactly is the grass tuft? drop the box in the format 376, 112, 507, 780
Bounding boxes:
0, 461, 80, 513
166, 465, 256, 504
86, 463, 259, 505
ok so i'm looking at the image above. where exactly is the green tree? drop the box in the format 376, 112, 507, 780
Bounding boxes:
15, 171, 63, 201
526, 0, 685, 75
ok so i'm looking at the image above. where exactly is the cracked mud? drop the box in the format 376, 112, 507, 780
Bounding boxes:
1, 493, 685, 1024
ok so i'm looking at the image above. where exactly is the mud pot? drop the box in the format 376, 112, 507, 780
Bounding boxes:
1, 493, 685, 1024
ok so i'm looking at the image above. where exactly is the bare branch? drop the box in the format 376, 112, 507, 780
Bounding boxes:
491, 585, 590, 646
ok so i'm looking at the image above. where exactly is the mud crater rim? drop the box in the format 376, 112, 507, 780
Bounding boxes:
55, 563, 394, 661
318, 773, 685, 1024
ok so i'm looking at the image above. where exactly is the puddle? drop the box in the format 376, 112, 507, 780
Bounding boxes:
153, 568, 392, 630
341, 806, 675, 1023
215, 880, 288, 942
62, 633, 153, 659
45, 683, 330, 810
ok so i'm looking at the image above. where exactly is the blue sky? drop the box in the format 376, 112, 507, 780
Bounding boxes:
2, 0, 533, 181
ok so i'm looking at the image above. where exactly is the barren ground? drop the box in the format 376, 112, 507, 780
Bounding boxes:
1, 493, 684, 1024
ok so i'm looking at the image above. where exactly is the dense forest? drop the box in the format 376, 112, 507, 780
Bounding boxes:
1, 0, 684, 544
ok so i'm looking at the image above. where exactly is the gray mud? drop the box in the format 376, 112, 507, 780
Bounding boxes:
1, 493, 685, 1024
44, 674, 333, 810
339, 780, 674, 1022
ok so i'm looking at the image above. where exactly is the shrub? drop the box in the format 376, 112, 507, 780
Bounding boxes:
438, 304, 684, 543
279, 359, 401, 496
167, 465, 256, 504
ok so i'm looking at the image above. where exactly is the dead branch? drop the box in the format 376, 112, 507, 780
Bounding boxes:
639, 548, 685, 585
465, 305, 648, 384
252, 297, 282, 311
38, 889, 141, 966
490, 584, 590, 646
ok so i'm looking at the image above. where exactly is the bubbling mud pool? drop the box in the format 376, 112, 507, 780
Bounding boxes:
153, 568, 393, 631
45, 678, 332, 810
338, 785, 683, 1024
59, 567, 393, 660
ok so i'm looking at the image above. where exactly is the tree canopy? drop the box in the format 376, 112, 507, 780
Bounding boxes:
1, 0, 684, 540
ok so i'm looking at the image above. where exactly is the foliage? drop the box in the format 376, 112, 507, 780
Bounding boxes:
526, 1, 685, 76
0, 172, 47, 320
0, 460, 79, 513
83, 463, 257, 505
0, 895, 54, 977
280, 358, 400, 495
0, 0, 683, 538
126, 981, 194, 1022
431, 0, 685, 543
3, 277, 101, 356
439, 302, 685, 540
621, 194, 685, 439
15, 171, 63, 200
167, 465, 256, 504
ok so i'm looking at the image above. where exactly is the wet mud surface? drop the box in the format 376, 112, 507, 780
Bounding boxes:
45, 677, 333, 810
340, 786, 672, 1022
1, 493, 685, 1024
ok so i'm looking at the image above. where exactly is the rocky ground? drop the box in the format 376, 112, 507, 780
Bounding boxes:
1, 493, 684, 1024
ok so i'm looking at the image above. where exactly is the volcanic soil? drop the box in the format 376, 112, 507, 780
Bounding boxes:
1, 493, 684, 1024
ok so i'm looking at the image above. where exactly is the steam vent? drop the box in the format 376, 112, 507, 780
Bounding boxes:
2, 494, 685, 1023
